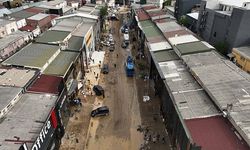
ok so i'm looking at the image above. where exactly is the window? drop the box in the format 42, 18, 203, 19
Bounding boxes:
11, 28, 15, 32
213, 32, 217, 37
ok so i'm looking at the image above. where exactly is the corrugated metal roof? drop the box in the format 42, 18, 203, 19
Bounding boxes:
152, 50, 179, 62
163, 29, 192, 39
156, 21, 183, 33
28, 74, 63, 94
149, 41, 172, 51
174, 41, 212, 56
146, 35, 166, 43
186, 116, 250, 150
136, 9, 150, 21
168, 34, 199, 45
142, 25, 162, 38
0, 86, 22, 115
9, 10, 36, 19
157, 60, 219, 119
27, 13, 49, 21
182, 51, 250, 146
147, 9, 166, 17
72, 23, 93, 37
0, 93, 57, 150
67, 36, 84, 51
0, 68, 37, 87
2, 43, 60, 69
24, 7, 47, 14
43, 51, 79, 77
35, 30, 70, 44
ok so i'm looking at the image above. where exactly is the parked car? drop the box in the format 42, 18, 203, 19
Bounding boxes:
91, 106, 110, 117
101, 64, 109, 74
93, 85, 104, 96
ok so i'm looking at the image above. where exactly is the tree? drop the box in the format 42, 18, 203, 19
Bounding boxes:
178, 15, 189, 26
100, 5, 108, 32
214, 41, 229, 56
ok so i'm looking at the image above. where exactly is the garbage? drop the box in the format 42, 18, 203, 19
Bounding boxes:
143, 96, 150, 102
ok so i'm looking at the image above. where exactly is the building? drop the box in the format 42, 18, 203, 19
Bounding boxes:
2, 43, 60, 71
26, 13, 53, 32
174, 0, 201, 19
197, 0, 250, 53
132, 4, 250, 149
9, 10, 37, 29
0, 18, 18, 38
35, 30, 71, 45
232, 46, 250, 73
0, 30, 33, 61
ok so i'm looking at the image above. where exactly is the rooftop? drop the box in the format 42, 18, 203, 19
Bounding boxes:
146, 35, 166, 43
0, 68, 37, 87
9, 10, 36, 19
156, 21, 183, 33
0, 93, 57, 150
67, 36, 84, 51
72, 23, 93, 37
163, 29, 192, 39
27, 74, 63, 95
43, 51, 79, 77
0, 30, 31, 50
186, 116, 250, 150
182, 51, 250, 146
151, 50, 179, 62
149, 41, 172, 51
0, 86, 22, 117
0, 19, 14, 26
136, 9, 150, 21
35, 30, 70, 44
27, 13, 49, 21
233, 46, 250, 60
174, 41, 213, 56
157, 60, 219, 119
168, 34, 199, 45
139, 20, 162, 38
2, 43, 60, 69
24, 7, 48, 14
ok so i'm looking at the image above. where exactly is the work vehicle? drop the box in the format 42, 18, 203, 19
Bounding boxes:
101, 64, 109, 74
91, 106, 110, 117
125, 56, 135, 77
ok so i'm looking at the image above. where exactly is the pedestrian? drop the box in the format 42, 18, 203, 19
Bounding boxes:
102, 91, 105, 98
161, 136, 166, 144
152, 136, 157, 143
156, 133, 160, 142
95, 76, 98, 81
94, 71, 96, 75
92, 59, 95, 63
116, 54, 118, 58
114, 63, 116, 68
99, 64, 101, 68
97, 73, 99, 78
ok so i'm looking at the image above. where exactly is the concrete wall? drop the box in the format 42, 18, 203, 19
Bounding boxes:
227, 8, 250, 50
5, 21, 18, 35
175, 0, 201, 19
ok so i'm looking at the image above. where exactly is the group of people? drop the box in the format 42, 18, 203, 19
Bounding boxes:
137, 125, 166, 150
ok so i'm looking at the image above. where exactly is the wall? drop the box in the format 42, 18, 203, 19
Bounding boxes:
175, 0, 201, 19
0, 26, 7, 37
227, 8, 250, 51
16, 19, 27, 29
5, 21, 18, 35
38, 16, 52, 32
0, 37, 25, 60
209, 12, 230, 45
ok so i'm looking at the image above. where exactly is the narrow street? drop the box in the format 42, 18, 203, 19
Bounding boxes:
85, 14, 143, 150
60, 11, 171, 150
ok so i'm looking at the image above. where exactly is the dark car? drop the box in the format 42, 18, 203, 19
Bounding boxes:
93, 85, 104, 96
101, 64, 109, 74
121, 41, 128, 48
91, 106, 110, 117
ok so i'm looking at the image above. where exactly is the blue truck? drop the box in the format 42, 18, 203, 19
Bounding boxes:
125, 56, 135, 77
